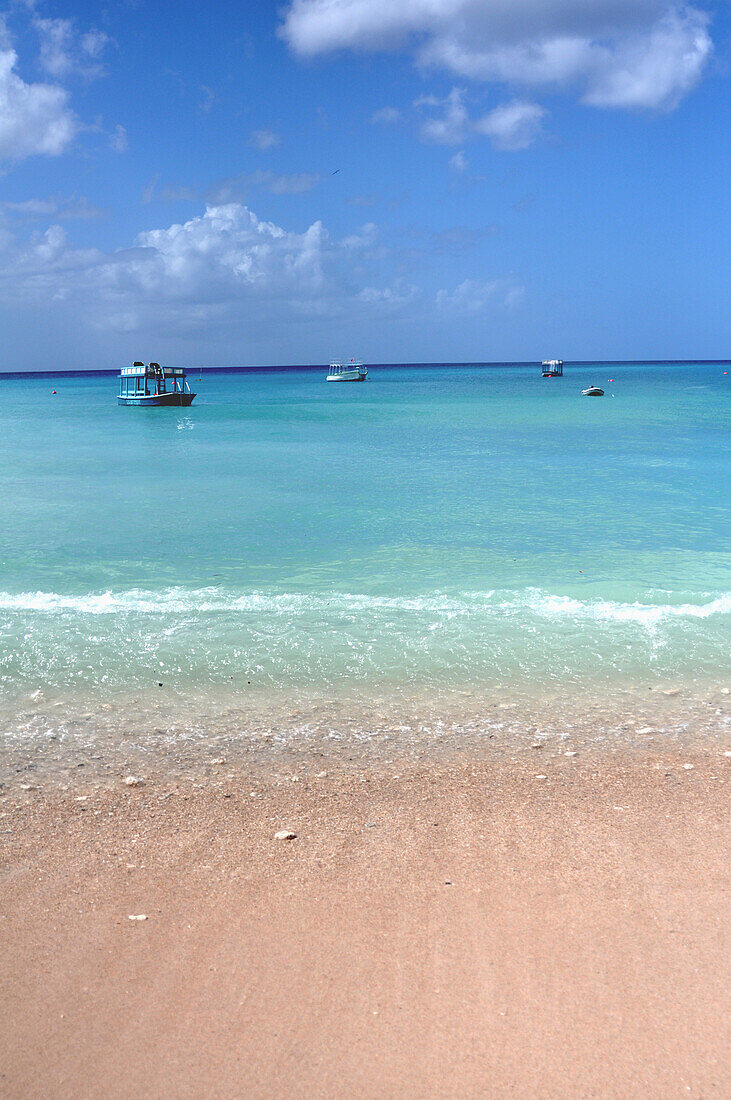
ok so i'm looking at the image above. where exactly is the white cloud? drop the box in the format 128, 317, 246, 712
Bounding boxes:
198, 84, 215, 113
358, 282, 418, 309
209, 170, 322, 200
371, 105, 401, 124
417, 87, 468, 144
250, 128, 281, 149
450, 149, 468, 172
281, 1, 713, 111
1, 196, 103, 220
2, 198, 58, 217
436, 278, 524, 314
34, 16, 109, 80
475, 99, 546, 150
110, 124, 128, 152
0, 47, 77, 161
419, 89, 545, 150
0, 203, 413, 334
581, 8, 712, 109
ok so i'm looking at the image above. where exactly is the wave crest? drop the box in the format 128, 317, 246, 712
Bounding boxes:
0, 586, 728, 626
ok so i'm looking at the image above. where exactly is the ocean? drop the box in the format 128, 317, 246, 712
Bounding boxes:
1, 362, 728, 775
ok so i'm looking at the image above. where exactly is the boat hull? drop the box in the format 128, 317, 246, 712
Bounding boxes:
326, 371, 367, 382
118, 392, 196, 406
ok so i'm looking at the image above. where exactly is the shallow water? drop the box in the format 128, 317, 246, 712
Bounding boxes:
1, 362, 728, 762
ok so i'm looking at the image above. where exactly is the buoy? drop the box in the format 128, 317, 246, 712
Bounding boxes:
52, 390, 56, 394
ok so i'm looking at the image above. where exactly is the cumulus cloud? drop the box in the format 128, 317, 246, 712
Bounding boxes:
475, 99, 546, 150
0, 47, 77, 161
580, 8, 712, 109
0, 203, 414, 334
281, 0, 713, 111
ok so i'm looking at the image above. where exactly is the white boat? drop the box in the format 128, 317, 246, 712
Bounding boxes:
326, 358, 368, 382
542, 359, 563, 376
581, 386, 604, 397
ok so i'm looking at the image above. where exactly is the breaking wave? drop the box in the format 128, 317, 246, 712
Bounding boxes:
0, 586, 728, 625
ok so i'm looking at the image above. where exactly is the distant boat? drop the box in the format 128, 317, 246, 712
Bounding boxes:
542, 359, 563, 377
326, 358, 368, 382
581, 386, 604, 397
118, 363, 196, 406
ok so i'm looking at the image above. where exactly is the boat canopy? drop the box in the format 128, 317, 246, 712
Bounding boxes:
120, 364, 187, 378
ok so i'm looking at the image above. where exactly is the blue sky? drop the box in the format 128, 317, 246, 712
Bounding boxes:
0, 0, 729, 369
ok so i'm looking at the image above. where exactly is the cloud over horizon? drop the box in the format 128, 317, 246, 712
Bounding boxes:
0, 203, 417, 336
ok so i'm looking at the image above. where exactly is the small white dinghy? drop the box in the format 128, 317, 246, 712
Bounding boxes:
581, 386, 604, 397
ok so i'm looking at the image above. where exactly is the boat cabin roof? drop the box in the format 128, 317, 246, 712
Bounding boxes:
120, 364, 187, 378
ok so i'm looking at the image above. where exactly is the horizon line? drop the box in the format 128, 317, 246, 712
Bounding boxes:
1, 359, 729, 380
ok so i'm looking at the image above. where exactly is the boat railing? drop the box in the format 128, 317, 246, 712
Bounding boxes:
119, 363, 191, 396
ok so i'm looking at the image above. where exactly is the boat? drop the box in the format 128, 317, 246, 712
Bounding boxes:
581, 386, 604, 397
542, 359, 563, 377
118, 362, 196, 406
326, 358, 368, 382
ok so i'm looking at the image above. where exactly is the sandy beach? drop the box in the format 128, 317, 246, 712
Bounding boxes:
1, 743, 728, 1099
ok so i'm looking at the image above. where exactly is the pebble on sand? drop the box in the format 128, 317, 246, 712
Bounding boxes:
275, 830, 297, 841
128, 914, 147, 921
124, 776, 145, 787
683, 763, 694, 770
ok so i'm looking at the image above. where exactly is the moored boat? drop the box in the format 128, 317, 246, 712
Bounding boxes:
118, 362, 196, 406
581, 386, 604, 397
542, 359, 563, 376
326, 358, 368, 382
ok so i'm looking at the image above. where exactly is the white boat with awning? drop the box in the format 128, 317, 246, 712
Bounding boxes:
326, 358, 368, 382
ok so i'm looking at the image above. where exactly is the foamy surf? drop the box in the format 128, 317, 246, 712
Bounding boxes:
0, 586, 728, 625
1, 583, 728, 698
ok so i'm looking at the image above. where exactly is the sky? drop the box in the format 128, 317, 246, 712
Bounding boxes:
0, 0, 729, 370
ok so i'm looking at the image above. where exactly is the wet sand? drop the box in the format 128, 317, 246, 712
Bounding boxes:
1, 745, 729, 1099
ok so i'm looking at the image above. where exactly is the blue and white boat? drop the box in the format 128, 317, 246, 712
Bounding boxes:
326, 358, 368, 382
118, 362, 196, 406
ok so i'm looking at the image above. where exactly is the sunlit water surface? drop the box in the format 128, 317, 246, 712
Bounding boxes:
1, 363, 728, 773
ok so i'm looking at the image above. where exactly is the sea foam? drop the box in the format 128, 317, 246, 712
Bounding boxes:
0, 586, 728, 625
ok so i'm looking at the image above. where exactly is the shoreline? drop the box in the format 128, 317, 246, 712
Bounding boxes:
2, 680, 728, 790
1, 742, 728, 1098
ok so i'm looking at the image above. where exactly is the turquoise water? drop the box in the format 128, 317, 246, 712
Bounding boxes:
0, 363, 729, 727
